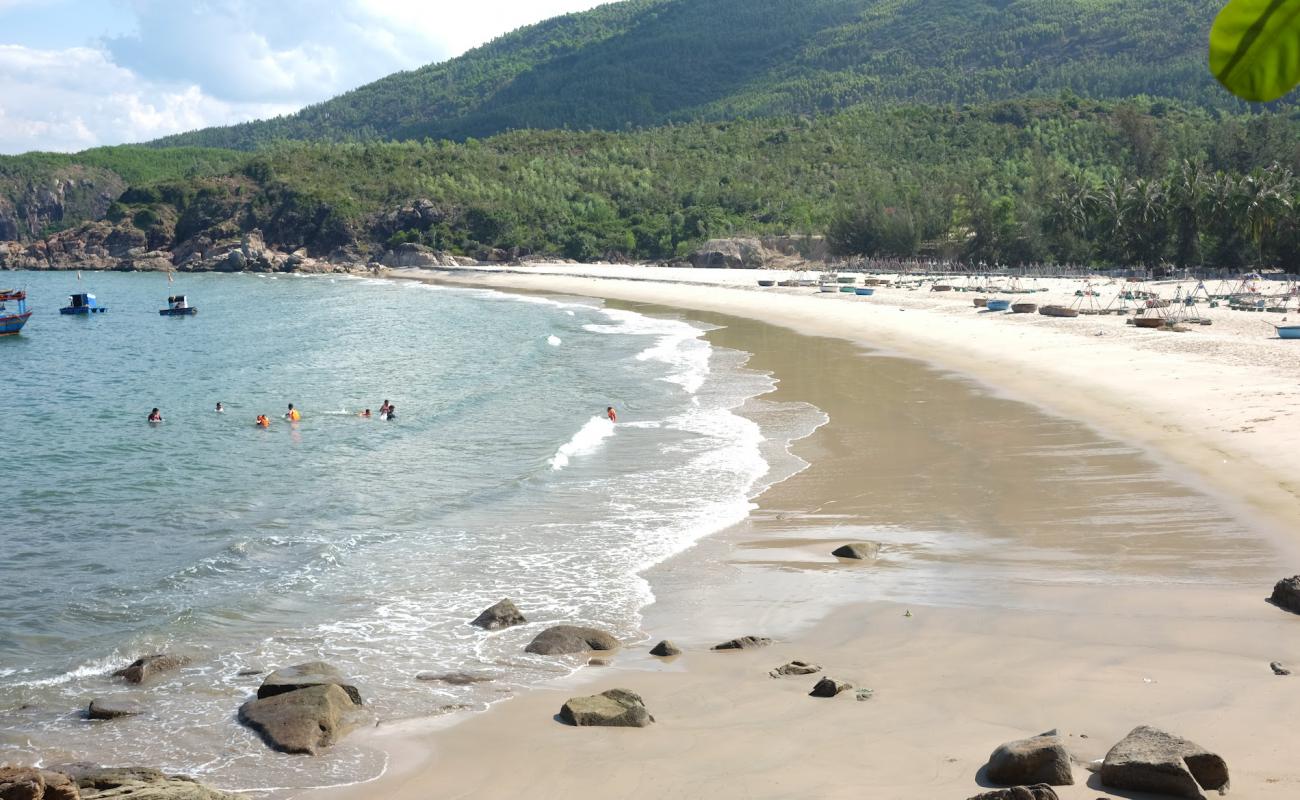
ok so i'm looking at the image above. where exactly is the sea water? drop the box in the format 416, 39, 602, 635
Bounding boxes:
0, 271, 823, 792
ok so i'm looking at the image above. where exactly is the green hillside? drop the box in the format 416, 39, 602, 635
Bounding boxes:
152, 0, 1259, 150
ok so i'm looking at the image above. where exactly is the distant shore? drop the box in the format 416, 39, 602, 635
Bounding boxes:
298, 264, 1300, 800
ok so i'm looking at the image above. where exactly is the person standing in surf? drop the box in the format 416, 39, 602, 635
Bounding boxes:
285, 403, 301, 422
606, 406, 617, 423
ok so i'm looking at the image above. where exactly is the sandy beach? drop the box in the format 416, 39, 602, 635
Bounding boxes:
309, 265, 1300, 800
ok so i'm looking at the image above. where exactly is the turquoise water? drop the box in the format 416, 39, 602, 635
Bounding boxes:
0, 271, 821, 792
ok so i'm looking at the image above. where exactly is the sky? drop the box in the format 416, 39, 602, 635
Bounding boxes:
0, 0, 612, 154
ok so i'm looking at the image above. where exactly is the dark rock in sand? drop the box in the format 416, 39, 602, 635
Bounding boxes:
257, 662, 362, 705
236, 669, 264, 677
711, 636, 771, 651
966, 785, 1059, 800
0, 766, 79, 800
524, 625, 619, 655
831, 542, 881, 560
51, 763, 235, 799
808, 677, 852, 697
1271, 661, 1291, 676
985, 732, 1074, 786
112, 654, 190, 685
1268, 575, 1300, 614
87, 698, 143, 720
470, 599, 527, 631
769, 660, 821, 678
415, 671, 495, 685
649, 640, 681, 657
1100, 725, 1228, 799
559, 689, 653, 727
238, 684, 365, 755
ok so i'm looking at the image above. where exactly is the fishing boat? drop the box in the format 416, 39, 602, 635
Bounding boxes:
985, 299, 1011, 312
1133, 316, 1165, 328
1277, 326, 1300, 340
1039, 305, 1079, 318
839, 285, 856, 293
777, 279, 798, 287
931, 284, 953, 292
854, 287, 875, 296
757, 280, 776, 287
59, 293, 107, 315
1011, 302, 1038, 314
0, 289, 32, 335
836, 276, 857, 285
819, 283, 838, 293
973, 297, 988, 308
159, 295, 198, 316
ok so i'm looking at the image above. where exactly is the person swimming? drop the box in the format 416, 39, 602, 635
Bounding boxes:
147, 408, 163, 423
215, 402, 224, 413
359, 408, 372, 418
606, 406, 617, 423
285, 403, 301, 422
379, 400, 391, 416
381, 404, 396, 421
255, 414, 270, 428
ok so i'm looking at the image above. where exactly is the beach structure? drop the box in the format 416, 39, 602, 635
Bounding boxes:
59, 293, 107, 315
0, 289, 32, 335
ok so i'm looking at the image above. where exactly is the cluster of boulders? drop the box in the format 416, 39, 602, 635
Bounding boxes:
685, 235, 827, 269
0, 764, 234, 799
976, 726, 1229, 800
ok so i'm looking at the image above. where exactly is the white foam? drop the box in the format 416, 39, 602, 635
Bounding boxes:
547, 335, 562, 346
584, 308, 712, 394
549, 416, 615, 471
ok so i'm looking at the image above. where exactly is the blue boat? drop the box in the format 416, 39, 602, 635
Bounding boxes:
985, 299, 1012, 312
159, 295, 198, 316
60, 293, 107, 315
0, 289, 32, 335
1277, 326, 1300, 340
854, 287, 875, 296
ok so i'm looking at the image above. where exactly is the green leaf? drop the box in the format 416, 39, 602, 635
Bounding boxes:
1210, 0, 1300, 102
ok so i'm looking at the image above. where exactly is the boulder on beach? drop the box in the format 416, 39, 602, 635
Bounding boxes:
559, 689, 653, 727
1268, 575, 1300, 614
238, 684, 365, 755
711, 636, 771, 651
770, 660, 821, 678
966, 786, 1059, 800
112, 654, 190, 685
51, 763, 236, 799
831, 542, 881, 560
470, 599, 527, 631
985, 732, 1074, 786
524, 626, 619, 655
1270, 661, 1291, 676
649, 640, 681, 657
1100, 725, 1229, 799
0, 766, 79, 800
257, 662, 362, 706
808, 677, 852, 697
87, 698, 144, 720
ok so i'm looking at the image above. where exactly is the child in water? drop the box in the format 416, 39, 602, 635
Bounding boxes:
358, 409, 371, 418
255, 414, 270, 428
215, 402, 224, 413
606, 406, 617, 423
285, 403, 301, 422
147, 408, 163, 423
381, 404, 396, 421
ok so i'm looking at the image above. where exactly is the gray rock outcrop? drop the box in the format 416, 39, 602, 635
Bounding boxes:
87, 698, 144, 720
966, 786, 1059, 800
238, 684, 364, 755
985, 732, 1074, 786
524, 626, 619, 655
53, 763, 237, 799
808, 677, 852, 697
649, 640, 681, 657
1100, 725, 1229, 799
769, 660, 821, 678
257, 662, 362, 706
112, 654, 190, 685
470, 599, 526, 631
0, 766, 79, 800
1268, 575, 1300, 614
711, 636, 771, 651
559, 689, 653, 727
831, 542, 881, 560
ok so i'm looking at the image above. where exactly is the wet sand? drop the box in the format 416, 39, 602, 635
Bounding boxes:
309, 277, 1300, 799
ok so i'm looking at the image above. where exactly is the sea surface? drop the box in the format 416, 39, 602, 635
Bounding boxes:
0, 271, 823, 792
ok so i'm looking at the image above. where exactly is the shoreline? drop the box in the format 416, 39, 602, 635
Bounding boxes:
301, 266, 1300, 799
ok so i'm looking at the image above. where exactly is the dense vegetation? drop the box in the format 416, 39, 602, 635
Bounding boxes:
68, 99, 1291, 269
150, 0, 1273, 150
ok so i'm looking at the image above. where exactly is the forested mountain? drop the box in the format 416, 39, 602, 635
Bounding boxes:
152, 0, 1258, 150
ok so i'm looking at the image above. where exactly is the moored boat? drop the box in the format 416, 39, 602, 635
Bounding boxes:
1038, 305, 1079, 318
839, 285, 856, 293
60, 293, 107, 315
973, 297, 988, 308
159, 295, 198, 316
819, 283, 838, 293
1133, 316, 1165, 328
0, 289, 32, 335
931, 284, 952, 292
854, 287, 875, 296
757, 280, 776, 287
1276, 325, 1300, 340
836, 276, 857, 284
1011, 302, 1037, 314
985, 299, 1011, 312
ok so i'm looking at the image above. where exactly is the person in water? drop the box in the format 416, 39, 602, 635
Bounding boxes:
147, 408, 163, 423
255, 414, 270, 428
381, 404, 396, 421
606, 406, 617, 423
215, 402, 224, 413
359, 409, 371, 418
379, 400, 391, 416
285, 403, 301, 422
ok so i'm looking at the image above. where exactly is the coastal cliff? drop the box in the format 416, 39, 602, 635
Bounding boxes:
0, 167, 125, 242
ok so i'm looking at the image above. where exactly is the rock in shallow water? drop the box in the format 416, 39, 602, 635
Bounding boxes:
985, 732, 1074, 787
769, 660, 821, 678
87, 698, 144, 720
415, 671, 495, 685
1270, 661, 1291, 676
649, 640, 681, 657
0, 766, 79, 800
831, 542, 881, 560
966, 785, 1059, 800
808, 677, 852, 697
559, 689, 653, 727
111, 654, 190, 685
469, 599, 526, 631
1100, 725, 1228, 799
238, 684, 366, 755
524, 625, 619, 655
711, 636, 771, 651
257, 662, 362, 705
1268, 575, 1300, 614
